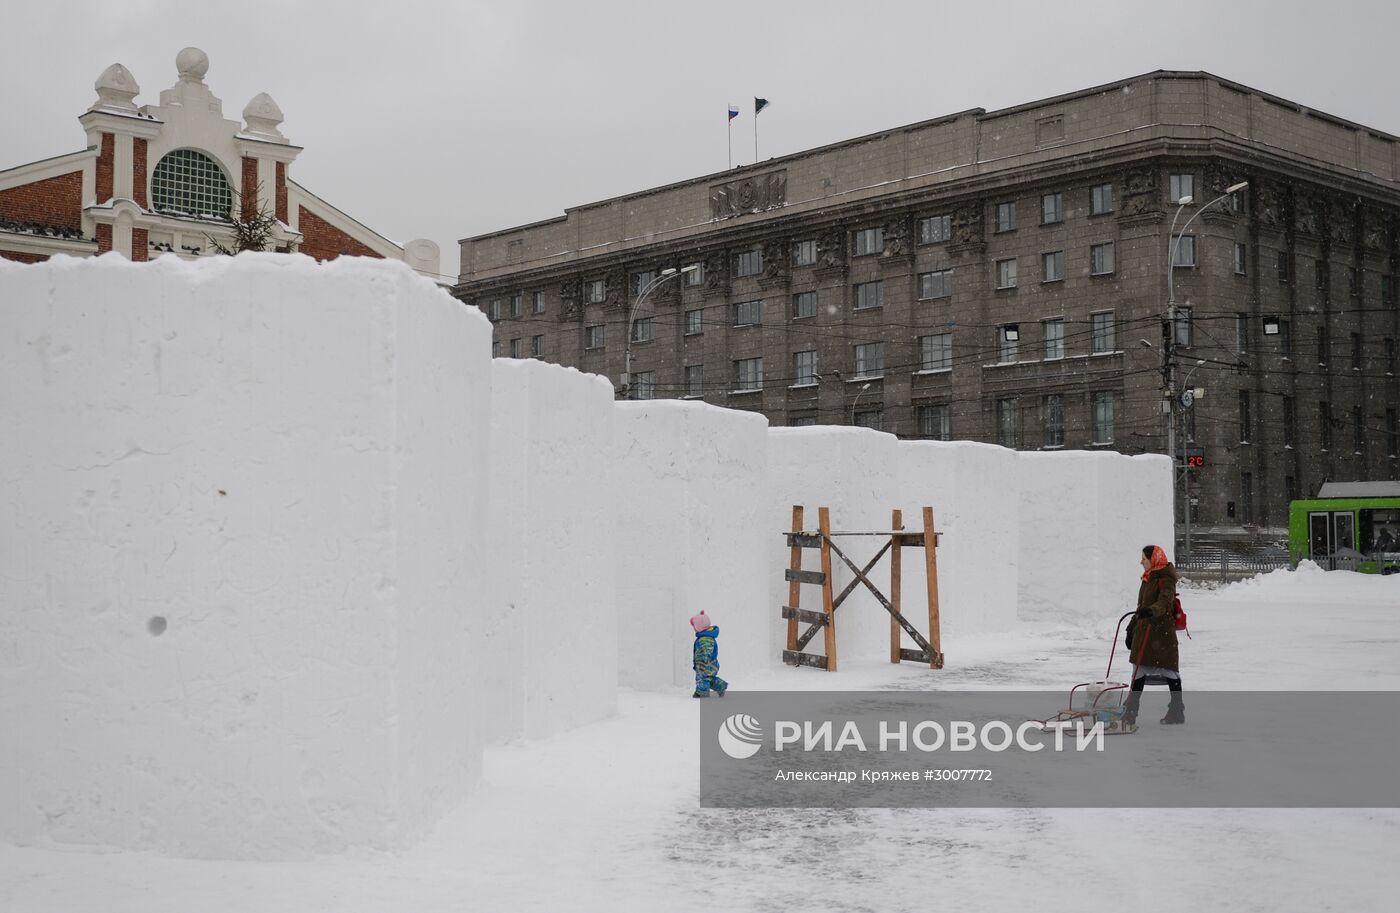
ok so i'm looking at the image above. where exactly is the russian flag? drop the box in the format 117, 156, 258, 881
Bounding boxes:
728, 105, 739, 121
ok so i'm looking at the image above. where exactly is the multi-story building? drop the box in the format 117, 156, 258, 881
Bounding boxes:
1, 47, 440, 277
455, 71, 1400, 536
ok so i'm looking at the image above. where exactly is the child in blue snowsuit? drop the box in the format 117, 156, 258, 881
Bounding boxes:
690, 612, 728, 698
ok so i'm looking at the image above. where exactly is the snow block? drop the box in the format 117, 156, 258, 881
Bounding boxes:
612, 401, 769, 690
486, 359, 618, 740
1016, 451, 1173, 626
767, 428, 904, 665
897, 441, 1019, 642
0, 254, 489, 859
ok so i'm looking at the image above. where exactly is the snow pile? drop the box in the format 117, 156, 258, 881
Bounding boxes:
0, 254, 489, 859
1212, 560, 1400, 603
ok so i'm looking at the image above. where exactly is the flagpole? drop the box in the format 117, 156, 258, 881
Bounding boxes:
728, 116, 732, 170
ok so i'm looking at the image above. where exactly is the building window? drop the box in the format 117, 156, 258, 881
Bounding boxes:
531, 334, 544, 357
684, 263, 705, 286
486, 299, 501, 320
685, 308, 704, 335
1351, 332, 1362, 370
150, 148, 234, 218
1279, 319, 1293, 358
1041, 192, 1064, 225
685, 364, 704, 398
1385, 338, 1396, 374
854, 280, 884, 309
509, 294, 523, 318
1349, 267, 1359, 297
919, 333, 952, 372
792, 291, 817, 319
1091, 312, 1115, 353
854, 409, 883, 431
854, 342, 885, 377
1283, 396, 1295, 447
1175, 306, 1193, 347
1278, 251, 1290, 283
995, 201, 1017, 233
1092, 392, 1115, 444
1236, 313, 1249, 354
1239, 390, 1251, 443
853, 227, 884, 256
790, 415, 818, 427
793, 350, 818, 385
586, 279, 606, 303
917, 403, 951, 440
1315, 261, 1328, 292
1234, 242, 1247, 276
1042, 394, 1065, 448
734, 357, 763, 391
532, 291, 545, 314
1353, 405, 1364, 453
1042, 250, 1065, 283
1240, 472, 1253, 524
1387, 409, 1398, 457
631, 317, 655, 342
1044, 319, 1065, 360
734, 248, 763, 278
633, 371, 656, 400
918, 214, 952, 243
1090, 183, 1114, 215
509, 337, 521, 358
491, 340, 501, 357
1383, 274, 1394, 304
997, 398, 1020, 448
1090, 242, 1115, 275
1320, 401, 1332, 451
733, 299, 762, 326
998, 326, 1019, 363
630, 270, 656, 297
792, 239, 817, 266
1317, 326, 1329, 366
584, 324, 605, 349
1172, 236, 1196, 267
918, 269, 953, 300
995, 258, 1018, 289
1169, 173, 1194, 204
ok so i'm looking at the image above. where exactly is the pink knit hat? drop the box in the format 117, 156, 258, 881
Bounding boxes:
690, 612, 713, 632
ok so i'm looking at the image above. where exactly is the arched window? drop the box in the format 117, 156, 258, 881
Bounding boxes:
150, 149, 233, 218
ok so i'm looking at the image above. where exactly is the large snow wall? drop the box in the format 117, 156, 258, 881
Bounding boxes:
1016, 451, 1174, 625
612, 401, 769, 689
486, 359, 618, 740
0, 254, 489, 859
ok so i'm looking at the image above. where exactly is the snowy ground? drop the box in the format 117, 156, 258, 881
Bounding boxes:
3, 565, 1398, 912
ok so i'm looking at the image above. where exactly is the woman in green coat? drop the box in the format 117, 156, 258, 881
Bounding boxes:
1124, 544, 1184, 726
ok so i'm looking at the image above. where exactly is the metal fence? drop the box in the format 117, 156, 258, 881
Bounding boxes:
1175, 548, 1292, 584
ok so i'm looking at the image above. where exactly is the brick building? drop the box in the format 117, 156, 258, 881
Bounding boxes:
1, 47, 440, 276
457, 70, 1400, 536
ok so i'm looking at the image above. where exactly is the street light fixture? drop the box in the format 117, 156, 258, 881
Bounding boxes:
1165, 180, 1248, 552
1003, 324, 1020, 342
851, 381, 874, 426
1262, 315, 1281, 336
621, 264, 699, 398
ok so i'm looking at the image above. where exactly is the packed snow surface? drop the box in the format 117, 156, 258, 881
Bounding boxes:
1, 567, 1396, 911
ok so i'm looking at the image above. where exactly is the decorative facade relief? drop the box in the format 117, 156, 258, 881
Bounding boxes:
881, 214, 913, 259
558, 277, 582, 319
815, 226, 846, 271
703, 250, 730, 294
709, 170, 787, 220
1254, 180, 1285, 230
950, 203, 984, 245
760, 238, 788, 282
1328, 198, 1356, 246
1119, 167, 1159, 217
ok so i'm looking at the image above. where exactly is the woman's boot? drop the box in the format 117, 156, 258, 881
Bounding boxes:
1160, 693, 1185, 725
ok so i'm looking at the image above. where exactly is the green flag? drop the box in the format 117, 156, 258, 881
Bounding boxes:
754, 97, 770, 115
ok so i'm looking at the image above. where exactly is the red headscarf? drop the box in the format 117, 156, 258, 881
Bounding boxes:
1141, 545, 1169, 581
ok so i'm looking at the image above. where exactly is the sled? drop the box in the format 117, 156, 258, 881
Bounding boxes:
1036, 612, 1144, 736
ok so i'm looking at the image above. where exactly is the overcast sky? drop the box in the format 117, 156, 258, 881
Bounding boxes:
4, 0, 1398, 282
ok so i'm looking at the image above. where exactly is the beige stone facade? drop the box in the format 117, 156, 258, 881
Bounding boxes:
455, 71, 1400, 535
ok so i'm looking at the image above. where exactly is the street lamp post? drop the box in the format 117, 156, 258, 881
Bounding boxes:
621, 264, 698, 399
1165, 180, 1247, 551
1179, 358, 1207, 556
850, 381, 874, 426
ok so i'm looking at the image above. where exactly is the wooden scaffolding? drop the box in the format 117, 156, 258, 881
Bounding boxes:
781, 505, 945, 672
